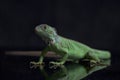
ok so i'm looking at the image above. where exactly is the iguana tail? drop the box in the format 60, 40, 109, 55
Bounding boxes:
93, 49, 111, 59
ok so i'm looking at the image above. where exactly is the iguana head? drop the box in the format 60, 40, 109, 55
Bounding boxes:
35, 24, 58, 43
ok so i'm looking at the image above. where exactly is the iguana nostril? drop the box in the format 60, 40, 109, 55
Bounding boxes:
35, 26, 38, 31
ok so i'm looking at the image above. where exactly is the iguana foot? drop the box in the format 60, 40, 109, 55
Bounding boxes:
49, 62, 64, 69
90, 60, 97, 67
30, 61, 44, 68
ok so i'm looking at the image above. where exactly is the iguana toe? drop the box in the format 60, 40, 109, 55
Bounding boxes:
49, 61, 63, 69
30, 61, 44, 68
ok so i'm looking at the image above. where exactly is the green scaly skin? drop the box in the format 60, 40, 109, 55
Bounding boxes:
30, 24, 111, 67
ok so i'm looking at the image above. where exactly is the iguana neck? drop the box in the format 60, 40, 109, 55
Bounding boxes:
42, 35, 61, 45
54, 35, 61, 43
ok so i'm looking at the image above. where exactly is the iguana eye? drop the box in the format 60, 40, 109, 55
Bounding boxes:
43, 26, 47, 30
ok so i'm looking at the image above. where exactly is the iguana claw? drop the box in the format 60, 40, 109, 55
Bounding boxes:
30, 61, 44, 68
49, 62, 63, 69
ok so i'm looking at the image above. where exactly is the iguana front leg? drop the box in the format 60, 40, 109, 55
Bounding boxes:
50, 53, 68, 67
30, 47, 48, 68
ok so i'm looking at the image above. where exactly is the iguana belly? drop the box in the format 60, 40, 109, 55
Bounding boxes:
68, 50, 87, 60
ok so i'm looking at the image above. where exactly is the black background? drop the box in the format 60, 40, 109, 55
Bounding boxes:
0, 0, 120, 79
0, 0, 120, 51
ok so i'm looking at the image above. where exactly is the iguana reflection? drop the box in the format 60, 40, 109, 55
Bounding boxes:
38, 60, 110, 80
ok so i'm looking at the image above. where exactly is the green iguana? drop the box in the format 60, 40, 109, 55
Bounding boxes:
30, 24, 111, 67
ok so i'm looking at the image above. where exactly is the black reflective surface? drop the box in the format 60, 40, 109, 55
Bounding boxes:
0, 54, 119, 80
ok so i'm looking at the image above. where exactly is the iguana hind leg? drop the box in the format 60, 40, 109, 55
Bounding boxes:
84, 51, 101, 67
